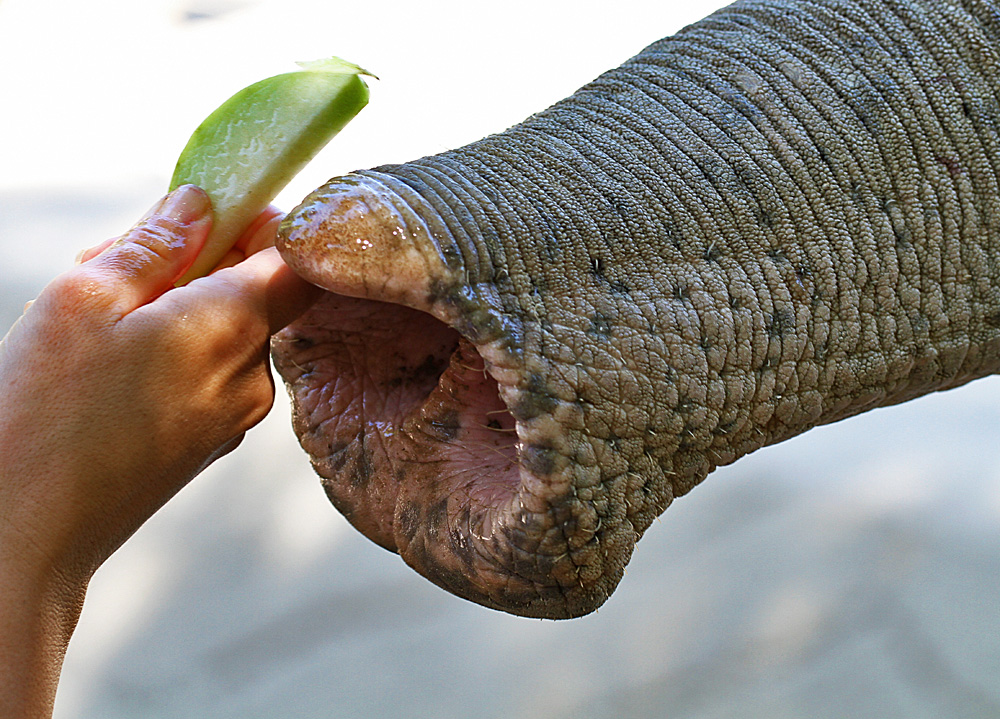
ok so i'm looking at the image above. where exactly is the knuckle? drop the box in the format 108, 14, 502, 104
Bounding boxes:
40, 268, 119, 319
208, 311, 268, 361
229, 375, 275, 433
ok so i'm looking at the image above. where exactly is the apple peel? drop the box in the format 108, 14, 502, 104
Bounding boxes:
170, 56, 374, 284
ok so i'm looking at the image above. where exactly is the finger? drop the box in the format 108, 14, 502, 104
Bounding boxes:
243, 212, 284, 256
210, 247, 246, 274
209, 247, 323, 334
208, 209, 283, 274
74, 195, 174, 266
75, 237, 117, 265
233, 206, 284, 255
251, 248, 324, 334
87, 185, 212, 313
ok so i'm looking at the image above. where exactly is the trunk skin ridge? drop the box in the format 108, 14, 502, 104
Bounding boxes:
273, 0, 1000, 618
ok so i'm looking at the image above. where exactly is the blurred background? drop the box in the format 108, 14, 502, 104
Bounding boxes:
2, 0, 999, 716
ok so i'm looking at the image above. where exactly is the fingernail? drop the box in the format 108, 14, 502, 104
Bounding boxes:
158, 184, 211, 225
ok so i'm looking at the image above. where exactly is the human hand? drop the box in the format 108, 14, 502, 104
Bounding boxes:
0, 184, 322, 718
0, 184, 321, 590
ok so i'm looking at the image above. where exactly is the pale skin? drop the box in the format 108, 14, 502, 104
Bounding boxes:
0, 184, 321, 718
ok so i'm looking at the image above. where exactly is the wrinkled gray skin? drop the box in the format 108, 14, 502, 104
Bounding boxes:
271, 0, 1000, 619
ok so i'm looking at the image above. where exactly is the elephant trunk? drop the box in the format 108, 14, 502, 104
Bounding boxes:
272, 0, 1000, 618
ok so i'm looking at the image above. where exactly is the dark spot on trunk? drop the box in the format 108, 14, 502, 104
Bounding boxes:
427, 278, 450, 305
352, 447, 374, 488
610, 279, 631, 294
501, 524, 556, 574
591, 254, 631, 295
449, 521, 477, 570
522, 444, 560, 476
328, 441, 349, 456
612, 199, 632, 222
539, 213, 562, 261
767, 307, 795, 337
527, 372, 549, 394
331, 450, 350, 472
429, 409, 461, 440
936, 155, 965, 176
512, 385, 558, 421
482, 224, 500, 251
418, 550, 478, 598
530, 275, 550, 294
413, 353, 447, 381
588, 313, 614, 338
697, 157, 722, 186
715, 418, 738, 435
440, 241, 463, 270
398, 502, 421, 542
453, 302, 516, 347
986, 311, 1000, 329
726, 91, 762, 120
425, 498, 449, 536
851, 84, 883, 134
491, 266, 512, 289
734, 162, 757, 189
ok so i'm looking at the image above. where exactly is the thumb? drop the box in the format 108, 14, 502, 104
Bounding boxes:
200, 247, 323, 335
85, 185, 212, 313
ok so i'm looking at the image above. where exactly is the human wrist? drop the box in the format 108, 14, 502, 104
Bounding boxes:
0, 533, 88, 719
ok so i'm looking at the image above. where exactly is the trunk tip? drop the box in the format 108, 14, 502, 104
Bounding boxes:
277, 173, 451, 311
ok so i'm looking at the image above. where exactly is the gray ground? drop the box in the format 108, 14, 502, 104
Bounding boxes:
2, 0, 998, 717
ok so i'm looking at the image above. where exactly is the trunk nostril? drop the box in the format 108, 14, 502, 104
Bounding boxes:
409, 337, 522, 502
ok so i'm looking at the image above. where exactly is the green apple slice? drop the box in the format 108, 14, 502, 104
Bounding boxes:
170, 56, 374, 284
